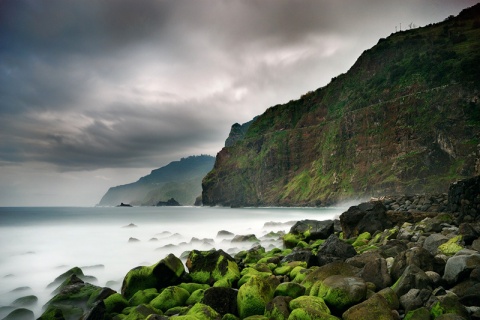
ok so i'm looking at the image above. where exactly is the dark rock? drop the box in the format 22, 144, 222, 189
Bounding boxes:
156, 198, 181, 206
379, 239, 409, 258
448, 175, 480, 222
11, 295, 38, 307
47, 267, 85, 289
340, 201, 393, 239
430, 292, 470, 319
265, 296, 292, 320
459, 222, 480, 245
423, 234, 449, 256
128, 237, 140, 242
201, 287, 238, 315
443, 253, 480, 285
392, 265, 432, 297
281, 250, 318, 268
3, 308, 34, 320
289, 219, 334, 241
301, 261, 361, 293
451, 280, 480, 307
231, 234, 259, 242
399, 288, 432, 313
83, 301, 105, 320
216, 230, 234, 238
347, 251, 392, 290
317, 234, 357, 265
342, 293, 395, 320
390, 247, 440, 281
122, 223, 137, 228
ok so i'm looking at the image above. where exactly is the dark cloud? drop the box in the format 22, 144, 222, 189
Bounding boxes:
0, 0, 478, 205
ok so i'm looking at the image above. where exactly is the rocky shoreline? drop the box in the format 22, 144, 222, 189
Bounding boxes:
6, 177, 479, 320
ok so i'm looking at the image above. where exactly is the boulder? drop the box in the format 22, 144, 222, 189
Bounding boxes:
289, 220, 334, 241
316, 234, 357, 266
3, 308, 35, 320
451, 280, 480, 307
342, 294, 395, 320
11, 295, 38, 307
301, 262, 361, 293
237, 275, 279, 318
231, 234, 259, 243
399, 289, 432, 313
186, 249, 240, 287
149, 286, 190, 312
315, 275, 367, 313
274, 282, 306, 299
281, 250, 318, 268
391, 265, 432, 297
202, 287, 238, 315
346, 251, 392, 290
390, 247, 439, 281
128, 288, 158, 305
403, 307, 430, 320
443, 253, 480, 284
289, 295, 331, 315
423, 234, 449, 256
264, 296, 292, 320
340, 201, 393, 239
186, 289, 205, 305
186, 303, 221, 320
287, 308, 339, 320
458, 222, 480, 245
103, 293, 129, 314
430, 292, 470, 319
121, 253, 185, 299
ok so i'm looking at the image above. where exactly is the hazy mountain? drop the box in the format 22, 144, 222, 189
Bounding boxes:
98, 155, 215, 206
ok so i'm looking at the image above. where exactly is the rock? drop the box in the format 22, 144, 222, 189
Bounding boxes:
391, 265, 432, 297
186, 249, 240, 287
128, 237, 140, 242
149, 286, 190, 312
289, 220, 334, 241
376, 287, 400, 310
458, 222, 480, 245
448, 175, 480, 222
281, 250, 318, 268
264, 296, 292, 320
289, 295, 331, 316
186, 288, 205, 305
301, 261, 361, 293
430, 292, 470, 319
274, 282, 306, 299
178, 283, 210, 294
443, 253, 480, 284
399, 289, 432, 313
390, 247, 440, 281
156, 198, 181, 206
47, 266, 85, 289
342, 293, 395, 320
124, 304, 162, 319
237, 275, 279, 318
186, 303, 221, 320
451, 280, 480, 307
121, 253, 186, 299
340, 201, 393, 239
316, 234, 357, 266
11, 295, 38, 307
347, 251, 392, 290
3, 308, 34, 320
379, 239, 409, 259
122, 223, 137, 228
231, 234, 259, 242
423, 234, 449, 256
217, 230, 235, 238
315, 275, 367, 313
202, 287, 238, 315
403, 307, 430, 320
128, 288, 159, 305
103, 293, 129, 314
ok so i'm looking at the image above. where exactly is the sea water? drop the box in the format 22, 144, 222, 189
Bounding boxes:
0, 206, 346, 318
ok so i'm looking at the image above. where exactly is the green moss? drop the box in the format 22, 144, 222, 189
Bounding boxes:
222, 313, 240, 320
104, 293, 129, 314
149, 286, 190, 312
438, 235, 463, 256
121, 265, 156, 300
185, 289, 205, 305
237, 276, 277, 319
274, 265, 293, 276
289, 296, 331, 315
352, 232, 371, 247
128, 288, 158, 306
283, 234, 303, 249
186, 303, 221, 320
274, 282, 306, 299
404, 307, 430, 320
178, 283, 210, 294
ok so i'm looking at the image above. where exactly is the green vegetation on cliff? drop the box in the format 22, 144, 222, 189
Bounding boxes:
203, 4, 480, 207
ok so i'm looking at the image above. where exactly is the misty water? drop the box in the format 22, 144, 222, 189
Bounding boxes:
0, 206, 347, 318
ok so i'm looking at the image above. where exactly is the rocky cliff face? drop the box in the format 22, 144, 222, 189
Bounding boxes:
202, 5, 480, 207
98, 155, 215, 206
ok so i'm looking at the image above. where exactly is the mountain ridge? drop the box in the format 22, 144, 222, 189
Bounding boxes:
202, 4, 480, 207
98, 155, 215, 206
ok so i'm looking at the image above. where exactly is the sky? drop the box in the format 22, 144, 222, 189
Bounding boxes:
0, 0, 478, 206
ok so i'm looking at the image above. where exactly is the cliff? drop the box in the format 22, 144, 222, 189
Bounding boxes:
202, 5, 480, 207
98, 155, 215, 206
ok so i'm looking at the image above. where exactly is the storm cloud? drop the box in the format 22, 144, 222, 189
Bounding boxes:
0, 0, 477, 205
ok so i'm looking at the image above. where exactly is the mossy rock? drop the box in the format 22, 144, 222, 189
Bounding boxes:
352, 232, 372, 247
429, 293, 470, 319
178, 283, 210, 294
149, 286, 190, 312
301, 262, 361, 293
186, 303, 221, 320
289, 295, 331, 315
438, 236, 463, 256
237, 275, 279, 318
124, 304, 162, 320
164, 306, 190, 316
169, 315, 198, 320
283, 234, 303, 249
316, 275, 367, 313
404, 307, 430, 320
128, 288, 158, 306
221, 313, 239, 320
37, 306, 65, 320
264, 296, 292, 320
274, 265, 293, 276
375, 287, 399, 310
342, 294, 394, 320
122, 254, 185, 299
11, 295, 38, 307
104, 293, 129, 314
186, 249, 240, 287
3, 308, 35, 320
185, 289, 205, 305
238, 270, 273, 287
274, 282, 306, 299
47, 267, 85, 289
289, 266, 305, 280
287, 308, 339, 320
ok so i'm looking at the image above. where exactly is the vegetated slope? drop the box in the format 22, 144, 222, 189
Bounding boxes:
202, 4, 480, 207
98, 155, 215, 206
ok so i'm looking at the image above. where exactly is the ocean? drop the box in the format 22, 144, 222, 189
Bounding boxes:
0, 206, 347, 318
